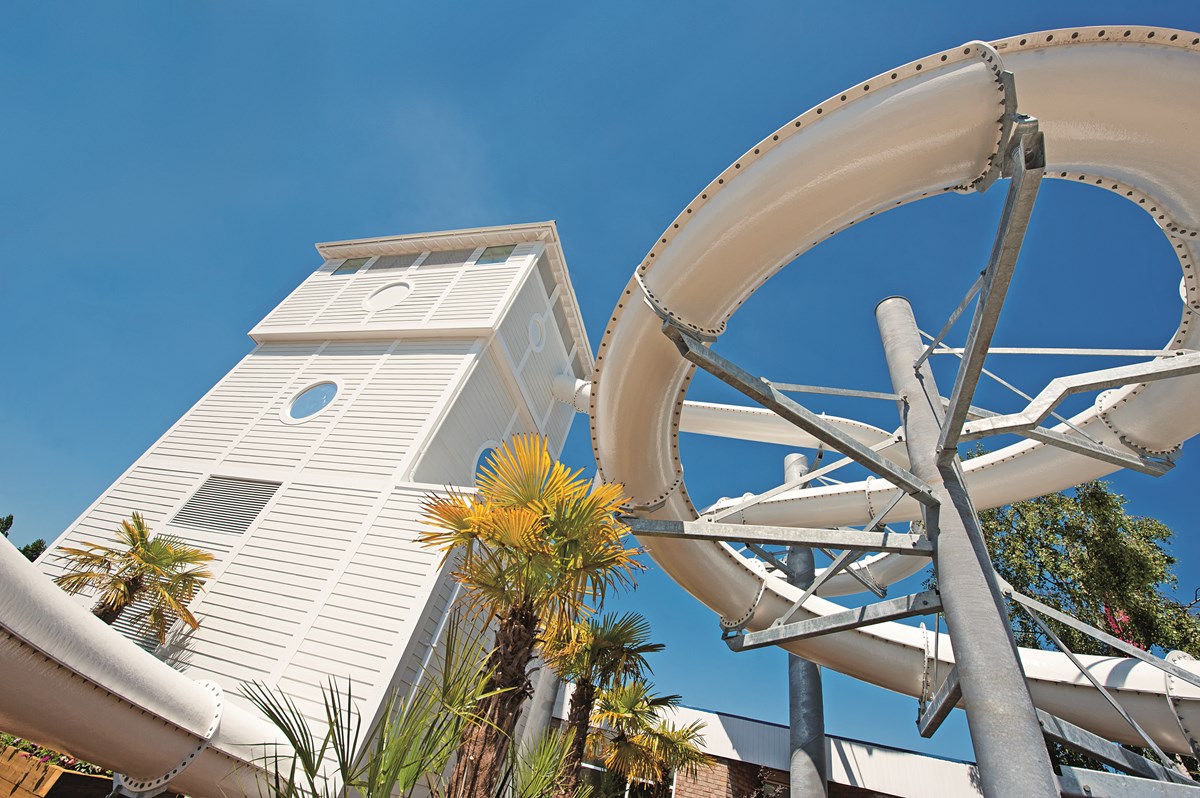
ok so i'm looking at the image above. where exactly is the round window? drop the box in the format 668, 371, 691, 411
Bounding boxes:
286, 382, 338, 422
529, 316, 546, 352
364, 281, 414, 312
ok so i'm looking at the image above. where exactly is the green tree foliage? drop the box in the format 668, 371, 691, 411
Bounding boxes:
419, 435, 642, 798
0, 513, 47, 562
52, 512, 214, 643
246, 616, 588, 798
588, 680, 709, 798
980, 480, 1200, 657
545, 612, 664, 798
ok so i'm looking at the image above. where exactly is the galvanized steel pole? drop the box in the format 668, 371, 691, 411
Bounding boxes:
783, 454, 828, 797
875, 296, 1057, 798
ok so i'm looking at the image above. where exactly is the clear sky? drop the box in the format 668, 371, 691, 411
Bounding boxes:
4, 1, 1200, 765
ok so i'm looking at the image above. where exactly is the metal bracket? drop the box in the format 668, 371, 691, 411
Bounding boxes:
916, 665, 961, 738
662, 321, 938, 506
725, 590, 941, 652
113, 680, 224, 798
622, 517, 933, 555
937, 115, 1045, 461
1163, 650, 1200, 760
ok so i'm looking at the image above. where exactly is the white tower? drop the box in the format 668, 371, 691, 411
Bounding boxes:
37, 221, 592, 732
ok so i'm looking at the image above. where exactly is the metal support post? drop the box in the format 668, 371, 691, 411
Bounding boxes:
875, 296, 1058, 798
783, 454, 827, 798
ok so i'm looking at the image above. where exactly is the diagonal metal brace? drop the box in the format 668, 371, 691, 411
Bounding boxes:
1058, 766, 1200, 797
623, 517, 934, 554
663, 322, 938, 507
1003, 584, 1200, 691
961, 351, 1200, 441
917, 665, 961, 738
937, 116, 1045, 461
1038, 710, 1195, 785
725, 590, 942, 652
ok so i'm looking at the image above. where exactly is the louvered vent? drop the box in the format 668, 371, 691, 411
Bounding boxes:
370, 253, 421, 272
420, 248, 475, 269
171, 475, 280, 534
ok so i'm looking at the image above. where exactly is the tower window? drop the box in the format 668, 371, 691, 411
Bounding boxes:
333, 257, 369, 275
370, 253, 421, 272
475, 245, 516, 265
284, 381, 339, 422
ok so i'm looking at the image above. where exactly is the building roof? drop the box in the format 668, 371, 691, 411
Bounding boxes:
554, 685, 982, 798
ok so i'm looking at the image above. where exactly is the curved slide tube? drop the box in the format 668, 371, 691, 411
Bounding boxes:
0, 542, 288, 798
591, 27, 1200, 752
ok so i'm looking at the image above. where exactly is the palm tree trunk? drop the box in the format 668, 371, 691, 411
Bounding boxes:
556, 680, 596, 798
448, 603, 538, 798
92, 577, 139, 626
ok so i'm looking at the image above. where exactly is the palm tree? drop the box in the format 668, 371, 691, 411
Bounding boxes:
53, 512, 214, 644
591, 681, 709, 797
545, 613, 663, 798
419, 434, 642, 798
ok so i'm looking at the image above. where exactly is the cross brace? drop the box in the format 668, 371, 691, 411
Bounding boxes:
1038, 710, 1195, 786
725, 590, 942, 652
1003, 584, 1200, 691
623, 517, 934, 555
1058, 767, 1200, 798
662, 322, 938, 507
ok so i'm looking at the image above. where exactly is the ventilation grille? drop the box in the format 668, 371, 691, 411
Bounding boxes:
171, 475, 281, 535
420, 248, 475, 269
370, 253, 421, 272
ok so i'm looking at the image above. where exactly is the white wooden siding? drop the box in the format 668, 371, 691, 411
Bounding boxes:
251, 244, 536, 338
274, 485, 450, 725
181, 482, 379, 690
369, 271, 458, 325
429, 264, 522, 324
222, 344, 390, 470
154, 344, 319, 462
305, 341, 473, 480
411, 352, 531, 487
38, 465, 205, 583
257, 265, 344, 328
498, 275, 547, 362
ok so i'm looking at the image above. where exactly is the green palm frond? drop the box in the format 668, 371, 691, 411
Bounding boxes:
53, 512, 214, 642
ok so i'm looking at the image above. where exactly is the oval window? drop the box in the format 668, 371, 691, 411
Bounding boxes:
364, 281, 414, 312
529, 316, 546, 352
287, 382, 338, 421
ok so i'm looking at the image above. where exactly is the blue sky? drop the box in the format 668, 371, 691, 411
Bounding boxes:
4, 1, 1200, 763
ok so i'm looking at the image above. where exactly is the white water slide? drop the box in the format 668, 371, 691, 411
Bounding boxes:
2, 25, 1200, 798
589, 24, 1200, 764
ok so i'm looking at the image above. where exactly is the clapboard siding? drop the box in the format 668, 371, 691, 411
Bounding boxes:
411, 352, 530, 486
430, 265, 521, 324
39, 466, 205, 584
498, 274, 547, 362
258, 271, 346, 328
155, 345, 319, 461
305, 341, 473, 478
272, 485, 447, 724
520, 322, 568, 430
181, 483, 379, 687
223, 344, 389, 470
368, 270, 457, 325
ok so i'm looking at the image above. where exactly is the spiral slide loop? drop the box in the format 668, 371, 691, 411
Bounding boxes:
592, 27, 1200, 752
